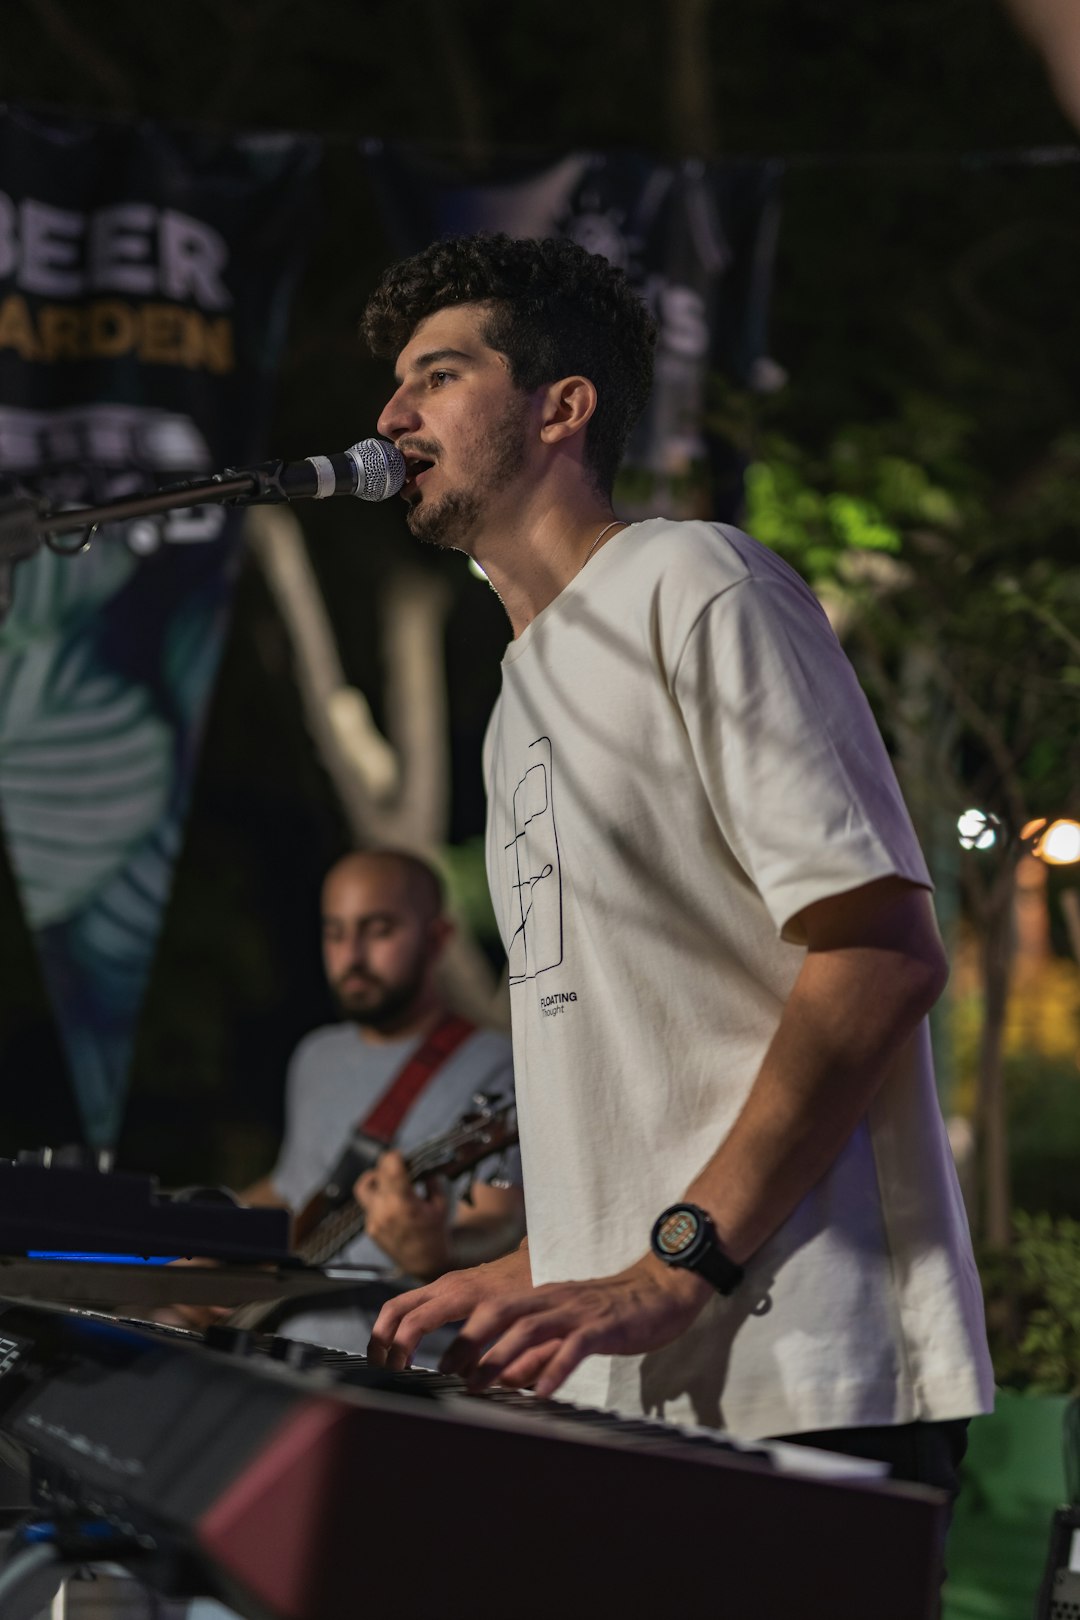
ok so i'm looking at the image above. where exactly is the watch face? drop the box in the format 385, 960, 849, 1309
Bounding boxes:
654, 1206, 701, 1259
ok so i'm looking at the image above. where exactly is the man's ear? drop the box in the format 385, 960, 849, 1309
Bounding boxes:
428, 915, 455, 961
539, 375, 597, 447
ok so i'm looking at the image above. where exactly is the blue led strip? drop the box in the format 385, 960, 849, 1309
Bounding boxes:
27, 1252, 180, 1265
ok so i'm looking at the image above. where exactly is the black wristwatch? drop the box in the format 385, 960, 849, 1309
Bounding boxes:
650, 1203, 745, 1296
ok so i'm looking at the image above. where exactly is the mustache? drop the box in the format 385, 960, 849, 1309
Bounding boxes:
337, 969, 383, 990
399, 436, 441, 461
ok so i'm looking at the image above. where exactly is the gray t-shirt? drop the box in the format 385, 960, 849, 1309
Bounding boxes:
270, 1021, 519, 1356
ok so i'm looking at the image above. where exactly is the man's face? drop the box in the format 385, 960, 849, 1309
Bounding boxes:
376, 302, 534, 552
321, 861, 439, 1032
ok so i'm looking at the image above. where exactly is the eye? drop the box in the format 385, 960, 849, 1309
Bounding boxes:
429, 368, 454, 387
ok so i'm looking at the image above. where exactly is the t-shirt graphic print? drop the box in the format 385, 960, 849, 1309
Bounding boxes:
504, 735, 564, 986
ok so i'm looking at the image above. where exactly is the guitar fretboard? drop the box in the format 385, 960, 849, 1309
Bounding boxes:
299, 1202, 368, 1267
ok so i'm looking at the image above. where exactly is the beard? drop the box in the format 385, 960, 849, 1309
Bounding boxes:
405, 401, 529, 551
332, 957, 428, 1032
406, 485, 483, 549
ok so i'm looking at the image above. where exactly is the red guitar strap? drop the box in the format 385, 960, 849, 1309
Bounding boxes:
357, 1013, 477, 1145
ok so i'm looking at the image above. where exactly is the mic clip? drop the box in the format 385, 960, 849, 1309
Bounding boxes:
216, 462, 293, 506
0, 482, 47, 623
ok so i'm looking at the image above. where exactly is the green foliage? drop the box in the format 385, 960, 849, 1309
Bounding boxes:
744, 457, 903, 578
738, 408, 971, 586
984, 1213, 1080, 1394
1011, 1066, 1080, 1222
438, 837, 499, 945
710, 378, 1080, 832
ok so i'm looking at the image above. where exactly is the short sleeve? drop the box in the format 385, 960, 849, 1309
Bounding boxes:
671, 575, 932, 941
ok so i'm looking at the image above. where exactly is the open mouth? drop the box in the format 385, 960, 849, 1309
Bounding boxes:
403, 454, 436, 489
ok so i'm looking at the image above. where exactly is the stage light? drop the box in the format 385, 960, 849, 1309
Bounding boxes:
957, 808, 1001, 851
1033, 819, 1080, 866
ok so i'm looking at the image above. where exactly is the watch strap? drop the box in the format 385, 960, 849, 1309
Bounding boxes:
693, 1235, 745, 1295
651, 1202, 744, 1296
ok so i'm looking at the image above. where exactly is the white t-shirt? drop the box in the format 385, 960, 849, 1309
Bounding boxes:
483, 518, 993, 1441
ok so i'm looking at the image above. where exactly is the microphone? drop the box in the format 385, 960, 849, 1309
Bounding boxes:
241, 438, 406, 504
0, 439, 409, 624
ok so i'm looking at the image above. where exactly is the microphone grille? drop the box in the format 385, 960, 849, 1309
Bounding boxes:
348, 438, 406, 501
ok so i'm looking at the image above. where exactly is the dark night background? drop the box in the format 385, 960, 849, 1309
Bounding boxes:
0, 0, 1075, 1189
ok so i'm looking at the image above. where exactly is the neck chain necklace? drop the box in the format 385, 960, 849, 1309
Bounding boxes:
579, 520, 623, 575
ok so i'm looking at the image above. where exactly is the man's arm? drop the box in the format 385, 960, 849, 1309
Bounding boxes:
241, 1176, 291, 1210
449, 1181, 527, 1267
371, 876, 947, 1391
683, 874, 947, 1264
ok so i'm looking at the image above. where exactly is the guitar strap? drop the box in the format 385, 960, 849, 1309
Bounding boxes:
356, 1012, 477, 1146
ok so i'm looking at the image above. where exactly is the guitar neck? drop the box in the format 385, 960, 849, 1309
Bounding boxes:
298, 1199, 368, 1268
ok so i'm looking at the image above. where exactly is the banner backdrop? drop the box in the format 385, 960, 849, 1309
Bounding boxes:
0, 107, 319, 1146
364, 144, 782, 520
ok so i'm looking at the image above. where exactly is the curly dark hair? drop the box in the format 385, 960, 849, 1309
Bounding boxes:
362, 233, 657, 495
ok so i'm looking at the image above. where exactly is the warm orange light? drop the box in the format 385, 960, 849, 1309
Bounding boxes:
1020, 817, 1048, 843
1033, 819, 1080, 866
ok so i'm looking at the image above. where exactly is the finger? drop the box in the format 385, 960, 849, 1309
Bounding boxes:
440, 1295, 575, 1383
376, 1149, 411, 1192
354, 1170, 378, 1207
436, 1294, 545, 1378
420, 1179, 449, 1217
486, 1340, 562, 1391
533, 1331, 594, 1399
383, 1296, 468, 1370
369, 1281, 472, 1371
368, 1286, 435, 1364
463, 1309, 583, 1389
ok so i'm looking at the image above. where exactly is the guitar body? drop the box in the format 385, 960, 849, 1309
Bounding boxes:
290, 1130, 385, 1249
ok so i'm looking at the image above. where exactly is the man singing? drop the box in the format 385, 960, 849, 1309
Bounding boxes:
362, 232, 993, 1502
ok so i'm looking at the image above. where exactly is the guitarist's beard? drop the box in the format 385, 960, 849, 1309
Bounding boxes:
332, 961, 428, 1033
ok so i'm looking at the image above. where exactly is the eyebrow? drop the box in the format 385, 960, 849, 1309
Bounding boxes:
394, 346, 475, 384
322, 910, 397, 928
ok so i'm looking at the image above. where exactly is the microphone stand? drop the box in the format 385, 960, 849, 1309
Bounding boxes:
0, 465, 287, 622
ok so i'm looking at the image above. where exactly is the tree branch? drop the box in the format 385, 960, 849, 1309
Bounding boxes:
421, 0, 491, 168
243, 504, 504, 1026
22, 0, 135, 104
667, 0, 717, 157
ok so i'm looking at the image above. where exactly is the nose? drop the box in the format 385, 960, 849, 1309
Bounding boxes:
330, 923, 367, 968
337, 947, 368, 982
377, 382, 420, 442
